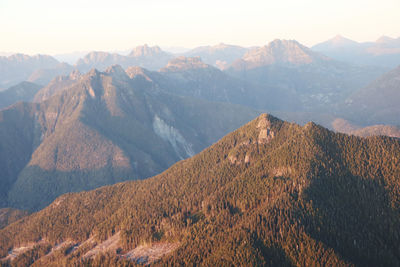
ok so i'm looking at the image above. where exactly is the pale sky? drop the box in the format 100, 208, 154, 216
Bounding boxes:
1, 0, 400, 55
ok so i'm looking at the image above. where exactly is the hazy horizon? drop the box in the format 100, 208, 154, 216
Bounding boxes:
1, 0, 400, 55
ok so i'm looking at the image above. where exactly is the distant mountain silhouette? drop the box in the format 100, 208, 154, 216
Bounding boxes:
0, 54, 60, 88
184, 43, 248, 69
0, 82, 41, 110
75, 45, 172, 72
312, 35, 400, 68
227, 39, 386, 112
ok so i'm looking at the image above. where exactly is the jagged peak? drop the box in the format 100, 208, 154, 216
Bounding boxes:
69, 69, 81, 80
129, 44, 163, 57
266, 39, 317, 54
268, 39, 302, 47
104, 64, 130, 81
86, 68, 101, 79
105, 64, 124, 74
256, 113, 282, 125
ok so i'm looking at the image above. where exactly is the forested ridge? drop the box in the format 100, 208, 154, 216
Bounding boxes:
0, 66, 258, 211
0, 114, 399, 266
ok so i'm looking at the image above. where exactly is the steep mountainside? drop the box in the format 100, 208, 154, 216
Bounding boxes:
0, 65, 258, 211
126, 57, 279, 112
0, 82, 42, 110
0, 114, 399, 266
33, 70, 82, 102
343, 65, 400, 126
156, 57, 255, 104
312, 35, 400, 68
75, 45, 172, 72
0, 102, 40, 207
184, 43, 248, 69
27, 62, 74, 86
227, 39, 386, 112
0, 54, 60, 88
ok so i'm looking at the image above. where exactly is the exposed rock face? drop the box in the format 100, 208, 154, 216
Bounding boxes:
228, 114, 279, 165
152, 115, 195, 159
0, 66, 258, 211
257, 114, 275, 144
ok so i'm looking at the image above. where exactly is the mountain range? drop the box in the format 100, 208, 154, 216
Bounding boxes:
0, 36, 399, 266
1, 39, 398, 131
0, 114, 399, 266
183, 43, 249, 69
75, 45, 172, 73
312, 35, 400, 68
0, 54, 60, 89
227, 39, 386, 112
0, 39, 398, 206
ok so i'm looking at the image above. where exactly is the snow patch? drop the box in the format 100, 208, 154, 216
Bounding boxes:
123, 242, 180, 265
83, 232, 121, 259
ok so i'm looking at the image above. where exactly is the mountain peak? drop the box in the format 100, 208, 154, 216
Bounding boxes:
267, 39, 309, 52
87, 68, 101, 78
269, 39, 300, 46
330, 35, 359, 46
237, 39, 326, 67
69, 69, 81, 80
312, 35, 359, 51
105, 64, 129, 80
161, 56, 210, 72
104, 64, 125, 74
129, 44, 163, 57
